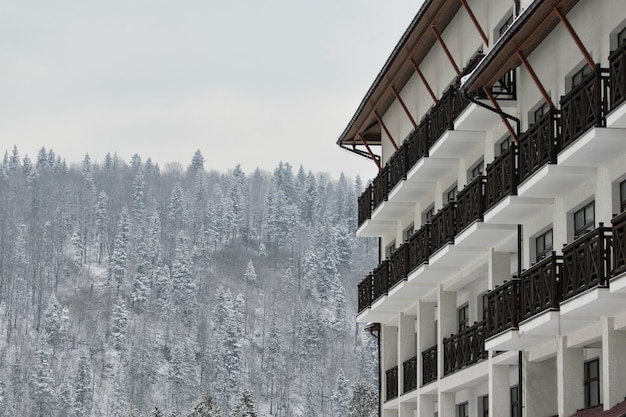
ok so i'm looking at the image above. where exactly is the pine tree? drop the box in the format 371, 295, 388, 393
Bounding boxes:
188, 391, 222, 417
171, 234, 197, 327
44, 295, 66, 350
30, 348, 56, 417
331, 369, 350, 417
347, 381, 377, 417
110, 207, 131, 292
230, 390, 257, 417
111, 297, 129, 351
73, 353, 92, 417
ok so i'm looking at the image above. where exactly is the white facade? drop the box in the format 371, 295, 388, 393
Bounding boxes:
339, 1, 626, 416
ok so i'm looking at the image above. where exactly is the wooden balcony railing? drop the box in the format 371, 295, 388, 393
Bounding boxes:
403, 356, 418, 393
443, 319, 488, 376
486, 145, 518, 211
407, 116, 431, 168
561, 225, 612, 302
422, 344, 438, 385
456, 175, 486, 234
357, 274, 373, 313
372, 260, 390, 303
386, 366, 399, 401
519, 109, 561, 184
487, 280, 520, 336
490, 68, 517, 100
431, 85, 456, 141
431, 201, 457, 253
612, 211, 626, 277
389, 243, 409, 289
357, 184, 373, 227
520, 253, 563, 322
560, 66, 609, 150
373, 165, 390, 212
408, 223, 432, 272
609, 42, 626, 111
389, 145, 408, 191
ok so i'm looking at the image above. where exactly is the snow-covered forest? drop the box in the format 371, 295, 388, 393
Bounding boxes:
0, 147, 380, 417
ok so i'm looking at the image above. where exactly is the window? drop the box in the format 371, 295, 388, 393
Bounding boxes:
470, 160, 484, 179
457, 402, 469, 417
404, 224, 414, 241
497, 136, 512, 156
499, 14, 514, 36
536, 228, 553, 261
584, 359, 601, 408
511, 386, 520, 417
458, 304, 469, 332
570, 65, 592, 91
385, 241, 395, 259
574, 201, 595, 237
479, 292, 489, 321
480, 395, 489, 417
532, 102, 550, 124
446, 184, 458, 203
619, 180, 626, 211
423, 205, 435, 223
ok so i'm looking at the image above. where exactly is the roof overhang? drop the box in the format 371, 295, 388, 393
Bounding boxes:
337, 0, 462, 150
462, 0, 580, 93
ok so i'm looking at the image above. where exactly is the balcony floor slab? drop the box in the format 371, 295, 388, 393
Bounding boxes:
484, 195, 553, 225
558, 127, 626, 168
406, 157, 457, 183
455, 100, 518, 132
560, 286, 626, 318
607, 101, 626, 128
388, 179, 434, 205
439, 360, 488, 393
518, 164, 596, 198
356, 308, 397, 324
455, 221, 518, 250
429, 130, 485, 159
429, 244, 485, 269
485, 329, 549, 351
609, 270, 626, 293
407, 264, 459, 287
356, 218, 396, 238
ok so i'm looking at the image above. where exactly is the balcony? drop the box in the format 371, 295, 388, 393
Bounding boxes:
456, 175, 486, 234
372, 260, 390, 303
389, 145, 409, 191
431, 201, 457, 254
386, 365, 399, 401
373, 165, 390, 212
560, 66, 610, 150
520, 253, 563, 322
487, 280, 520, 336
609, 42, 626, 113
422, 344, 438, 386
407, 117, 431, 168
486, 145, 518, 211
613, 211, 626, 278
403, 356, 418, 393
560, 225, 612, 302
389, 243, 409, 289
518, 109, 561, 184
443, 319, 488, 376
357, 184, 373, 227
357, 274, 373, 313
408, 223, 431, 272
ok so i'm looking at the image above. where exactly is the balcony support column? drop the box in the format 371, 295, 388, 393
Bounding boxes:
488, 361, 510, 417
418, 394, 436, 417
554, 7, 596, 70
602, 317, 626, 410
410, 58, 438, 104
417, 300, 436, 385
382, 324, 398, 403
557, 337, 584, 417
437, 287, 456, 378
488, 249, 511, 289
399, 313, 415, 394
431, 26, 461, 76
438, 392, 455, 417
517, 51, 555, 109
524, 355, 557, 417
357, 133, 382, 171
374, 111, 399, 151
390, 87, 418, 129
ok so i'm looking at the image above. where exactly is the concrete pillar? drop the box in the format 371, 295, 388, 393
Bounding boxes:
489, 362, 510, 417
557, 337, 584, 417
382, 325, 399, 403
524, 355, 557, 417
437, 287, 456, 378
400, 402, 417, 417
399, 313, 417, 395
596, 167, 612, 224
602, 318, 626, 410
438, 391, 455, 417
488, 249, 511, 289
418, 394, 436, 417
417, 300, 436, 385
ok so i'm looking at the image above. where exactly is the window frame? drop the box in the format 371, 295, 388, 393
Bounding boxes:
535, 228, 553, 261
510, 386, 520, 417
446, 184, 458, 203
480, 395, 489, 417
620, 179, 626, 213
570, 65, 593, 91
457, 303, 469, 332
470, 159, 484, 180
584, 358, 601, 408
574, 201, 595, 238
498, 13, 514, 37
423, 205, 435, 223
457, 401, 469, 417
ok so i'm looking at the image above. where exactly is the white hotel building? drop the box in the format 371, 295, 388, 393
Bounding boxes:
338, 0, 626, 416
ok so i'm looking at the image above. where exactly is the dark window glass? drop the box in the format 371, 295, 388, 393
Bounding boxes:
498, 136, 512, 155
511, 386, 520, 417
533, 102, 550, 123
481, 293, 489, 321
571, 66, 592, 91
404, 224, 414, 241
574, 201, 595, 237
471, 160, 484, 179
457, 402, 469, 417
499, 14, 514, 36
536, 228, 553, 261
620, 180, 626, 212
458, 304, 469, 332
584, 359, 601, 408
424, 206, 435, 223
482, 395, 489, 417
447, 185, 458, 203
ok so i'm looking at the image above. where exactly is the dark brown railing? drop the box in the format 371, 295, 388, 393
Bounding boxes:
373, 165, 390, 212
431, 85, 457, 141
408, 223, 432, 272
456, 176, 486, 234
431, 201, 457, 253
389, 243, 409, 289
561, 225, 612, 302
518, 109, 561, 184
613, 211, 626, 277
357, 184, 373, 227
372, 260, 390, 303
389, 145, 408, 191
407, 116, 431, 168
386, 366, 399, 401
609, 42, 626, 111
486, 145, 518, 211
403, 356, 418, 393
422, 344, 438, 385
357, 274, 373, 313
560, 66, 609, 150
520, 253, 563, 322
443, 320, 488, 375
487, 280, 520, 336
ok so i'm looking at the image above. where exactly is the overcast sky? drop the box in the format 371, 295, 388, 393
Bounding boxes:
1, 0, 421, 179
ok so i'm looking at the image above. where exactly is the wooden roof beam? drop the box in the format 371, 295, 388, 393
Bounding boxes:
554, 7, 595, 70
431, 25, 461, 76
460, 0, 489, 46
358, 133, 382, 171
483, 87, 518, 143
390, 87, 418, 128
374, 111, 399, 151
410, 58, 438, 104
517, 51, 555, 108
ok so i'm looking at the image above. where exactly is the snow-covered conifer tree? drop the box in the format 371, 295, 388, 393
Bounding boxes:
188, 391, 222, 417
73, 353, 92, 417
331, 369, 350, 417
29, 348, 56, 417
111, 297, 129, 351
230, 390, 257, 417
347, 381, 377, 417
